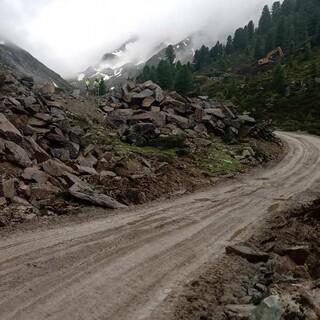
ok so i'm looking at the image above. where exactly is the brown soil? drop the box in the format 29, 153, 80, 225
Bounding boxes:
157, 195, 320, 320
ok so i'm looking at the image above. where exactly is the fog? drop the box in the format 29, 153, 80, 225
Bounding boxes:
0, 0, 275, 77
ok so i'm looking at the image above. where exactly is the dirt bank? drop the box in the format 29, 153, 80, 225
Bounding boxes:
158, 192, 320, 320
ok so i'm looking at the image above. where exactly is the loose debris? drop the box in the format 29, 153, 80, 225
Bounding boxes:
0, 65, 279, 226
169, 201, 320, 320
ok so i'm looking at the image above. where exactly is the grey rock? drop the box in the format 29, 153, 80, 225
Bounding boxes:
142, 97, 155, 108
226, 244, 270, 263
239, 114, 256, 125
69, 183, 126, 209
155, 87, 164, 102
42, 159, 76, 177
205, 108, 225, 119
100, 171, 117, 178
76, 165, 98, 176
30, 182, 61, 201
1, 178, 16, 199
277, 245, 310, 265
251, 295, 282, 320
25, 137, 50, 163
5, 140, 33, 168
132, 89, 154, 100
224, 304, 255, 319
166, 114, 190, 129
0, 113, 23, 143
22, 167, 49, 183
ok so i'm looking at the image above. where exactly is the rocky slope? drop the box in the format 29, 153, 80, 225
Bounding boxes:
0, 40, 72, 90
0, 64, 277, 227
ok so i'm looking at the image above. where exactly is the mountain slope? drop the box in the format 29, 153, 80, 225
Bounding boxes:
0, 40, 72, 90
77, 35, 201, 87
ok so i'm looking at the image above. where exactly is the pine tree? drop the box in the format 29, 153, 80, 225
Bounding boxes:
150, 66, 158, 83
233, 28, 248, 51
259, 5, 273, 34
165, 45, 176, 65
157, 60, 174, 90
254, 37, 264, 58
99, 79, 107, 96
310, 61, 319, 77
140, 65, 151, 82
281, 0, 296, 16
272, 1, 281, 20
265, 31, 275, 53
194, 45, 210, 70
175, 65, 193, 95
247, 21, 255, 41
273, 64, 287, 94
275, 17, 287, 47
304, 40, 312, 60
225, 35, 233, 54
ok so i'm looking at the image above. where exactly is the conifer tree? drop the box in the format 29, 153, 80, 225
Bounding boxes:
165, 45, 176, 65
157, 60, 174, 90
259, 5, 272, 34
272, 2, 281, 20
225, 36, 233, 55
175, 65, 193, 95
273, 64, 287, 94
254, 37, 265, 58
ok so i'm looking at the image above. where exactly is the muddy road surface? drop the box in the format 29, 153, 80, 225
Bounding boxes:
1, 132, 320, 320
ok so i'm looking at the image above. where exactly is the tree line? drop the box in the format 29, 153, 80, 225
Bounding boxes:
138, 45, 194, 95
193, 0, 320, 71
138, 0, 320, 94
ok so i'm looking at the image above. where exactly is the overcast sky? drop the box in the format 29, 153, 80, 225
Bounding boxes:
0, 0, 275, 77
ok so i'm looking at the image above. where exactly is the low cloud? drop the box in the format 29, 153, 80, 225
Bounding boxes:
0, 0, 275, 77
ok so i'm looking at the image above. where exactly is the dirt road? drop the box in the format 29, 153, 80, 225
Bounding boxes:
1, 132, 320, 320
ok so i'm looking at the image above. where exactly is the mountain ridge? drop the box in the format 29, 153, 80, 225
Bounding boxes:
0, 40, 72, 90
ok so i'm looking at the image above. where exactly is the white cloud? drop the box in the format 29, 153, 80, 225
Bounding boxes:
0, 0, 275, 76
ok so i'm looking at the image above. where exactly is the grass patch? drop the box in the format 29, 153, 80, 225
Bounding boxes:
116, 143, 178, 158
195, 137, 244, 176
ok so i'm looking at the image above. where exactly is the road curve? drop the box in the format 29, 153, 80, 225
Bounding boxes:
1, 132, 320, 320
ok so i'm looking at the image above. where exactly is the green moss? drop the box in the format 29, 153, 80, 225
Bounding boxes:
194, 137, 244, 176
116, 143, 178, 158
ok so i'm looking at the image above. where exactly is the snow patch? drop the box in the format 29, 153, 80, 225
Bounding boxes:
52, 81, 58, 88
114, 68, 122, 77
176, 45, 180, 49
0, 40, 5, 45
78, 73, 85, 81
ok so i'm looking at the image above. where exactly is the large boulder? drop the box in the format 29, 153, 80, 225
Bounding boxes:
5, 140, 33, 168
251, 295, 282, 320
166, 114, 190, 129
226, 244, 270, 263
0, 113, 23, 143
22, 167, 49, 184
132, 89, 154, 100
69, 183, 126, 209
42, 159, 76, 177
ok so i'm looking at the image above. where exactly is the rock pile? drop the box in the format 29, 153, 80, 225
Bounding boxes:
0, 67, 126, 225
0, 67, 274, 226
99, 80, 263, 146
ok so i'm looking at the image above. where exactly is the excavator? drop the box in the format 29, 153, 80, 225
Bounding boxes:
258, 47, 284, 66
